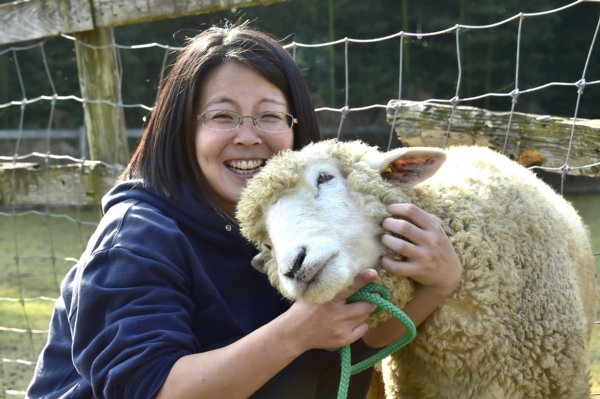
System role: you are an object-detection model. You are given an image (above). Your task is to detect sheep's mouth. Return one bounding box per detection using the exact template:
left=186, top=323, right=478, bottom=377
left=225, top=159, right=266, bottom=175
left=294, top=272, right=321, bottom=298
left=301, top=267, right=323, bottom=289
left=292, top=252, right=339, bottom=297
left=288, top=268, right=320, bottom=296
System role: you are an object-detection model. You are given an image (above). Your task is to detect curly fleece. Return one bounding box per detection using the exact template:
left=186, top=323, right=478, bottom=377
left=236, top=139, right=596, bottom=399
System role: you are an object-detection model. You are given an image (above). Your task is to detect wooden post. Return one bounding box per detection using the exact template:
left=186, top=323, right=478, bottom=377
left=74, top=27, right=129, bottom=165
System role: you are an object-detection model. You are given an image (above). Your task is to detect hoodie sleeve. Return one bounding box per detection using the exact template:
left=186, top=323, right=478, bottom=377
left=69, top=201, right=201, bottom=398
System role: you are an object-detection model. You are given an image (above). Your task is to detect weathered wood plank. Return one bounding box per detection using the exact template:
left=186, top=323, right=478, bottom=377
left=91, top=0, right=285, bottom=27
left=0, top=0, right=93, bottom=45
left=74, top=27, right=129, bottom=165
left=0, top=0, right=288, bottom=45
left=386, top=100, right=600, bottom=177
left=0, top=161, right=122, bottom=206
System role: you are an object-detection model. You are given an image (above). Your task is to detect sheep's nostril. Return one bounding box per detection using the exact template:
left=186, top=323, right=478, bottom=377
left=284, top=247, right=306, bottom=279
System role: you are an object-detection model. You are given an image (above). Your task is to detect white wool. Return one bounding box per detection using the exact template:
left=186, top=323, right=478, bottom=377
left=236, top=139, right=596, bottom=398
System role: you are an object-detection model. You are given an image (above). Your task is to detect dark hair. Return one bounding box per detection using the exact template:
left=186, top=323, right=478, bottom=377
left=122, top=24, right=321, bottom=200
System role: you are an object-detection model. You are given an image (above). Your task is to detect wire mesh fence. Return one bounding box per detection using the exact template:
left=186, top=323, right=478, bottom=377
left=1, top=0, right=599, bottom=396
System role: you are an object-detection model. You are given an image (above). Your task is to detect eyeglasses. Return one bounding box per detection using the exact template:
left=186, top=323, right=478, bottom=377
left=196, top=110, right=298, bottom=133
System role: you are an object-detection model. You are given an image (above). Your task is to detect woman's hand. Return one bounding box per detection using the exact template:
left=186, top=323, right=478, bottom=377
left=284, top=269, right=378, bottom=352
left=362, top=203, right=462, bottom=348
left=380, top=203, right=462, bottom=298
left=159, top=270, right=378, bottom=399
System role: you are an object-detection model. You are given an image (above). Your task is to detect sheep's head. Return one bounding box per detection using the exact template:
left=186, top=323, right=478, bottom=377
left=236, top=139, right=445, bottom=303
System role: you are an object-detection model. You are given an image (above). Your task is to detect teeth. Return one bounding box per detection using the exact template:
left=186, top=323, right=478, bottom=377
left=228, top=159, right=264, bottom=171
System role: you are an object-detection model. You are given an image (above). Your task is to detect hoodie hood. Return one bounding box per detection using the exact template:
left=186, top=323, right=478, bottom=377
left=101, top=179, right=236, bottom=242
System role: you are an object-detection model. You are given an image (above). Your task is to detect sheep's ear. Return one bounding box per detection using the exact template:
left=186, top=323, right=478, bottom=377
left=251, top=244, right=272, bottom=274
left=365, top=147, right=446, bottom=185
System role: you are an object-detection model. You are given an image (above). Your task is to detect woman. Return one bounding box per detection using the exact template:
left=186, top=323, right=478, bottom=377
left=27, top=24, right=461, bottom=398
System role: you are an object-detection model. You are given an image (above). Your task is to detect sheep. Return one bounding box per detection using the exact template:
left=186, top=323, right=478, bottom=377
left=236, top=139, right=597, bottom=399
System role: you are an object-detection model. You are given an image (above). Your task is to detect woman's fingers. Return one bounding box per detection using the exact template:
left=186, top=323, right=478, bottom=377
left=382, top=203, right=447, bottom=258
left=382, top=217, right=421, bottom=243
left=336, top=268, right=378, bottom=301
left=297, top=269, right=377, bottom=348
left=386, top=203, right=442, bottom=230
left=380, top=203, right=462, bottom=296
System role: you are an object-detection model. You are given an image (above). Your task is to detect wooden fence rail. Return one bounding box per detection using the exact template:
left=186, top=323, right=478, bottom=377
left=387, top=100, right=600, bottom=178
left=0, top=0, right=286, bottom=45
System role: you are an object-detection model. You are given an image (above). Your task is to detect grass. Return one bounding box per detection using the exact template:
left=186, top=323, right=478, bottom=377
left=0, top=195, right=598, bottom=394
left=0, top=207, right=100, bottom=393
left=570, top=195, right=600, bottom=393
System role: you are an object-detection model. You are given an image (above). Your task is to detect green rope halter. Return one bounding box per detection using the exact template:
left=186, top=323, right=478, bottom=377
left=336, top=282, right=417, bottom=399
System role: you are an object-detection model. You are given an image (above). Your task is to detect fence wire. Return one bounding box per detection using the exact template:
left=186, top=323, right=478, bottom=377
left=0, top=0, right=599, bottom=397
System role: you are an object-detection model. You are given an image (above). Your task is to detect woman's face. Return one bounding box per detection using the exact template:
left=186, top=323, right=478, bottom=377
left=195, top=62, right=294, bottom=215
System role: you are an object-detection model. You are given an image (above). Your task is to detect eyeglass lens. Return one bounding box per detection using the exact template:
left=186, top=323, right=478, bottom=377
left=200, top=110, right=294, bottom=132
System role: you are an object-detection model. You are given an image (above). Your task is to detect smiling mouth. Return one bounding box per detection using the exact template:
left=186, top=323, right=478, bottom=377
left=226, top=159, right=265, bottom=175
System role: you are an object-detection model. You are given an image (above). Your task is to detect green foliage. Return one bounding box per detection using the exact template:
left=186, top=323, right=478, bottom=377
left=1, top=0, right=597, bottom=134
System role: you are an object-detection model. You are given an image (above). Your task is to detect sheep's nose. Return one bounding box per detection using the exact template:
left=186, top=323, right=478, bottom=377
left=284, top=247, right=306, bottom=279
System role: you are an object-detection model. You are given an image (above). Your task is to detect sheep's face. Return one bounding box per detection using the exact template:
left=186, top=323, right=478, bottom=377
left=237, top=139, right=446, bottom=303
left=262, top=160, right=386, bottom=302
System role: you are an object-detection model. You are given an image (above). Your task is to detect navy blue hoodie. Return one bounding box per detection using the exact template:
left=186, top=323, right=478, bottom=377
left=26, top=180, right=373, bottom=398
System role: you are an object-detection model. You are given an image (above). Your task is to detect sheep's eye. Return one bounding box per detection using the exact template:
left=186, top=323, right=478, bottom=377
left=317, top=172, right=334, bottom=186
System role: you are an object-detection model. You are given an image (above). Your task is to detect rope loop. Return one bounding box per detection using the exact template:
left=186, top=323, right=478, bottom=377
left=336, top=283, right=417, bottom=399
